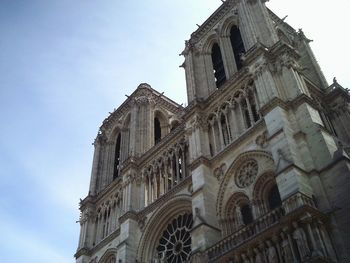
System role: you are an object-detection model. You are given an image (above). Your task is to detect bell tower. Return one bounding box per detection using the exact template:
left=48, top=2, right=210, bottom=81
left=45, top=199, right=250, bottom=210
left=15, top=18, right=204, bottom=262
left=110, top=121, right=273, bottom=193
left=182, top=0, right=280, bottom=104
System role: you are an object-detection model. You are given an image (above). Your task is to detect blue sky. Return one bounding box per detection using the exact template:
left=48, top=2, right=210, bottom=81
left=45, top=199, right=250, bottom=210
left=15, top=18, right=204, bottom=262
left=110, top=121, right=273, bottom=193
left=0, top=1, right=349, bottom=262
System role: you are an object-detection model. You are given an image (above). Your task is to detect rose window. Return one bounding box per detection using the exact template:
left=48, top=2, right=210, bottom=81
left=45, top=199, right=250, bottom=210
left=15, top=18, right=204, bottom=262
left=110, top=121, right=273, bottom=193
left=235, top=159, right=258, bottom=188
left=156, top=213, right=193, bottom=262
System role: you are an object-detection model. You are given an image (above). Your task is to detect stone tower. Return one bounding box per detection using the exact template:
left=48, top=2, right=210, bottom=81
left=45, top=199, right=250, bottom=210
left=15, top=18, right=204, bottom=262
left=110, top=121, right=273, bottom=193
left=75, top=1, right=350, bottom=262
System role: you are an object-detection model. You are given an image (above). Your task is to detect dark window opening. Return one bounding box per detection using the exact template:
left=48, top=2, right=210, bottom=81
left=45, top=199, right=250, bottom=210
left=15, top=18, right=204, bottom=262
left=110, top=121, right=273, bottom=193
left=178, top=153, right=182, bottom=180
left=211, top=43, right=226, bottom=88
left=113, top=133, right=121, bottom=179
left=241, top=204, right=253, bottom=225
left=244, top=108, right=251, bottom=128
left=268, top=184, right=282, bottom=210
left=252, top=104, right=260, bottom=122
left=230, top=26, right=245, bottom=70
left=172, top=156, right=177, bottom=185
left=154, top=117, right=161, bottom=144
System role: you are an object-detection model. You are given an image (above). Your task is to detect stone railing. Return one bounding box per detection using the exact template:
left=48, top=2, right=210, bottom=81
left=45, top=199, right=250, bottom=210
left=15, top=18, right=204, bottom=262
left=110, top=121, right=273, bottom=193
left=282, top=192, right=315, bottom=214
left=201, top=192, right=337, bottom=263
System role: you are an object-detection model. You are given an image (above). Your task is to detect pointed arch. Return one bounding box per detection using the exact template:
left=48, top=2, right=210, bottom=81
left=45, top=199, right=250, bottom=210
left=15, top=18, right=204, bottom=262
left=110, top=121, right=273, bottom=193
left=154, top=109, right=168, bottom=145
left=216, top=150, right=275, bottom=219
left=98, top=248, right=117, bottom=263
left=136, top=194, right=192, bottom=262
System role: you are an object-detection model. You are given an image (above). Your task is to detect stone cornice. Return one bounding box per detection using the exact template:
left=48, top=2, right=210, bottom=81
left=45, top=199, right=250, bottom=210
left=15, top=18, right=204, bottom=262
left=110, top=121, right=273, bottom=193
left=190, top=0, right=236, bottom=43
left=90, top=177, right=123, bottom=206
left=90, top=228, right=121, bottom=255
left=138, top=124, right=186, bottom=167
left=97, top=83, right=184, bottom=138
left=74, top=247, right=90, bottom=259
left=119, top=210, right=138, bottom=224
left=118, top=176, right=192, bottom=223
left=259, top=97, right=288, bottom=116
left=267, top=8, right=296, bottom=35
left=212, top=119, right=265, bottom=162
left=79, top=194, right=96, bottom=210
left=189, top=156, right=211, bottom=171
left=74, top=228, right=121, bottom=259
left=191, top=221, right=221, bottom=233
left=138, top=176, right=192, bottom=218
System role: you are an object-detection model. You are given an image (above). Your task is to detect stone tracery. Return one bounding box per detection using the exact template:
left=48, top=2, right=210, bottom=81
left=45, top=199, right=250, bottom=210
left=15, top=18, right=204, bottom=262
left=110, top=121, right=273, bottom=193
left=207, top=81, right=260, bottom=156
left=235, top=159, right=258, bottom=188
left=156, top=213, right=193, bottom=262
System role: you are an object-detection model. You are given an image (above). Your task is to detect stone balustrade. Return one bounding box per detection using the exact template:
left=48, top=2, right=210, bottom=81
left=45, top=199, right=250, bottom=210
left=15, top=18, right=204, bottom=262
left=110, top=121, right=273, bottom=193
left=202, top=192, right=337, bottom=263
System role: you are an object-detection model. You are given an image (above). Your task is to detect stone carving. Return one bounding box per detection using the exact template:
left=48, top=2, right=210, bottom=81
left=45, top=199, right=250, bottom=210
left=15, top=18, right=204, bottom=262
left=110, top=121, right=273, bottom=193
left=235, top=159, right=258, bottom=188
left=214, top=163, right=227, bottom=181
left=292, top=221, right=311, bottom=260
left=266, top=240, right=278, bottom=263
left=256, top=131, right=268, bottom=148
left=235, top=205, right=244, bottom=226
left=138, top=216, right=147, bottom=232
left=280, top=232, right=293, bottom=263
left=241, top=253, right=250, bottom=263
left=253, top=247, right=264, bottom=263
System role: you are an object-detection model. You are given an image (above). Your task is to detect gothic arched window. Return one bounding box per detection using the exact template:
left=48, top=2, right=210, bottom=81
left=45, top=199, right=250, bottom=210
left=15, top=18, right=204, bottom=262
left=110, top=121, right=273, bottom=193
left=154, top=117, right=162, bottom=144
left=156, top=213, right=193, bottom=262
left=211, top=43, right=226, bottom=88
left=230, top=26, right=245, bottom=70
left=113, top=133, right=121, bottom=179
left=104, top=255, right=116, bottom=263
left=268, top=184, right=282, bottom=210
left=241, top=204, right=253, bottom=225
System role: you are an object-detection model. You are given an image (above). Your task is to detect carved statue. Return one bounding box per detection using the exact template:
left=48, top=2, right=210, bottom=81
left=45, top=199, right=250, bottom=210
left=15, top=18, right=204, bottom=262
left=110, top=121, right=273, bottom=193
left=235, top=205, right=243, bottom=226
left=254, top=247, right=264, bottom=263
left=280, top=232, right=293, bottom=262
left=292, top=221, right=311, bottom=260
left=266, top=240, right=279, bottom=263
left=241, top=253, right=250, bottom=263
left=194, top=207, right=206, bottom=224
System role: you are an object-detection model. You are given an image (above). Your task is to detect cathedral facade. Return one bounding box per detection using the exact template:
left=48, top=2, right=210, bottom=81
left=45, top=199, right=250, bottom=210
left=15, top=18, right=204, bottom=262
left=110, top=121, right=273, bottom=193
left=75, top=1, right=350, bottom=262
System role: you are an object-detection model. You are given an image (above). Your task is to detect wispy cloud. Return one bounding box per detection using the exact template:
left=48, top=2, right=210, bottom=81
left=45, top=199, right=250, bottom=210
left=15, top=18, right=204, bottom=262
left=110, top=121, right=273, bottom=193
left=0, top=209, right=72, bottom=263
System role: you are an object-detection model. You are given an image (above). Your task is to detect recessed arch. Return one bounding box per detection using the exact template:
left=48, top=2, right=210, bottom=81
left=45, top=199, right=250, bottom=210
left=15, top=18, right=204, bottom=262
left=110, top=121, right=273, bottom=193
left=98, top=248, right=117, bottom=263
left=220, top=14, right=240, bottom=37
left=216, top=150, right=275, bottom=219
left=136, top=194, right=192, bottom=262
left=154, top=109, right=168, bottom=144
left=252, top=171, right=282, bottom=214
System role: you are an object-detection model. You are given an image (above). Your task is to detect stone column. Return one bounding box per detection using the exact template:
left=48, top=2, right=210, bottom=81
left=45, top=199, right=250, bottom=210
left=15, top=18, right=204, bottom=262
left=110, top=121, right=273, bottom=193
left=191, top=164, right=221, bottom=252
left=209, top=119, right=218, bottom=154
left=223, top=107, right=232, bottom=142
left=229, top=104, right=239, bottom=139
left=175, top=151, right=180, bottom=184
left=202, top=52, right=217, bottom=94
left=244, top=95, right=254, bottom=126
left=183, top=48, right=196, bottom=102
left=217, top=116, right=225, bottom=148
left=237, top=0, right=258, bottom=49
left=89, top=139, right=101, bottom=195
left=244, top=0, right=278, bottom=47
left=181, top=147, right=186, bottom=179
left=129, top=101, right=138, bottom=156
left=218, top=34, right=237, bottom=78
